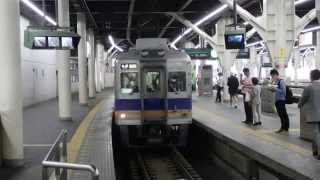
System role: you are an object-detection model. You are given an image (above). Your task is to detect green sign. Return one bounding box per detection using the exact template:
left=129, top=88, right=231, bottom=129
left=184, top=48, right=215, bottom=60
left=24, top=26, right=81, bottom=50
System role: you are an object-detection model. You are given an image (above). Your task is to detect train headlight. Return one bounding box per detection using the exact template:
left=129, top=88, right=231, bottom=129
left=120, top=113, right=127, bottom=119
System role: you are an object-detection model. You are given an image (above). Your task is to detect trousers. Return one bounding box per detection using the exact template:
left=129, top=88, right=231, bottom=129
left=312, top=123, right=320, bottom=155
left=243, top=94, right=253, bottom=123
left=252, top=103, right=261, bottom=123
left=275, top=100, right=290, bottom=130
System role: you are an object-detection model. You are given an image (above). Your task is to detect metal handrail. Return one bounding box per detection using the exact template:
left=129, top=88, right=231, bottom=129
left=42, top=129, right=100, bottom=180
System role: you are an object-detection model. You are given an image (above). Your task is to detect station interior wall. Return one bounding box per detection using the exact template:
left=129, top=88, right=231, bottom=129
left=20, top=16, right=79, bottom=107
left=194, top=55, right=316, bottom=85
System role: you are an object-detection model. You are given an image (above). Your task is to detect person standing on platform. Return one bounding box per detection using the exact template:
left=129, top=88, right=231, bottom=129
left=216, top=72, right=223, bottom=103
left=298, top=69, right=320, bottom=159
left=227, top=74, right=240, bottom=108
left=251, top=77, right=262, bottom=126
left=270, top=69, right=290, bottom=133
left=240, top=68, right=253, bottom=124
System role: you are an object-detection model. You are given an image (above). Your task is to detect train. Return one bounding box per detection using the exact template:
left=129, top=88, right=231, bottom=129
left=113, top=38, right=192, bottom=146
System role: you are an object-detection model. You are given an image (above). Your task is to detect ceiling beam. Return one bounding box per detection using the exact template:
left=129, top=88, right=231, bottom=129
left=126, top=0, right=135, bottom=46
left=158, top=0, right=193, bottom=38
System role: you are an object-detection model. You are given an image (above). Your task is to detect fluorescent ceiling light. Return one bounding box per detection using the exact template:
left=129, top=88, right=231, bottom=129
left=170, top=4, right=228, bottom=47
left=44, top=16, right=57, bottom=26
left=108, top=35, right=124, bottom=52
left=246, top=40, right=264, bottom=47
left=21, top=0, right=57, bottom=26
left=294, top=0, right=312, bottom=5
left=302, top=25, right=320, bottom=33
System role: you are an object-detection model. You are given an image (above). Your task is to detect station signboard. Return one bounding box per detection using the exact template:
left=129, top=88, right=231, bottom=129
left=184, top=48, right=216, bottom=60
left=24, top=26, right=81, bottom=50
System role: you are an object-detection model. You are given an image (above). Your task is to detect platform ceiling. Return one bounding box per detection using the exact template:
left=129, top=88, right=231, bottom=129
left=23, top=0, right=315, bottom=47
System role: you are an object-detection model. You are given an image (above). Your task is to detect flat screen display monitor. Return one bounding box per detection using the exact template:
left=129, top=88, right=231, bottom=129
left=61, top=37, right=74, bottom=49
left=225, top=34, right=245, bottom=49
left=48, top=37, right=60, bottom=48
left=33, top=37, right=47, bottom=48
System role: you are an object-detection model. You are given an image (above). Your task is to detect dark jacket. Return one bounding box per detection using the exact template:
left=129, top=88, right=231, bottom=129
left=227, top=75, right=239, bottom=94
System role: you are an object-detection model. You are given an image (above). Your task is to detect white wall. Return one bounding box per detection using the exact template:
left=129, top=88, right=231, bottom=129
left=20, top=16, right=78, bottom=107
left=105, top=72, right=114, bottom=88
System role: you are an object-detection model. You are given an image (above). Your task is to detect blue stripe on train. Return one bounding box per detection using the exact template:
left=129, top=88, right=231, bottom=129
left=115, top=98, right=192, bottom=111
left=115, top=99, right=141, bottom=110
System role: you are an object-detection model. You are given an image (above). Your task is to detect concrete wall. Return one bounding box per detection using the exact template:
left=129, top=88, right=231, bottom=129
left=20, top=16, right=78, bottom=107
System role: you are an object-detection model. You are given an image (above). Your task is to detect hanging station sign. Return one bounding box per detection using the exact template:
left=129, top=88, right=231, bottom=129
left=184, top=48, right=216, bottom=60
left=24, top=26, right=81, bottom=50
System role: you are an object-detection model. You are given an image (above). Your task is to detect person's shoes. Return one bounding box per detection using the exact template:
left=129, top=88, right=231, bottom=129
left=242, top=120, right=250, bottom=124
left=314, top=155, right=320, bottom=160
left=234, top=105, right=238, bottom=109
left=253, top=122, right=259, bottom=126
left=275, top=129, right=284, bottom=133
left=257, top=122, right=262, bottom=126
left=313, top=150, right=318, bottom=156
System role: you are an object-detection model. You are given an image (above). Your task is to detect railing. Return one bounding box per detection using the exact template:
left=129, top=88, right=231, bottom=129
left=42, top=129, right=100, bottom=180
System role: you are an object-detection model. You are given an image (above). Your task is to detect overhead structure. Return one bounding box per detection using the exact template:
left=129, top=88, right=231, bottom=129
left=126, top=0, right=136, bottom=46
left=168, top=13, right=218, bottom=49
left=158, top=0, right=193, bottom=38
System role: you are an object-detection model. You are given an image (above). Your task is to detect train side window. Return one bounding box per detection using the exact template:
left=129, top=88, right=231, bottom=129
left=145, top=71, right=160, bottom=93
left=168, top=72, right=186, bottom=92
left=120, top=72, right=139, bottom=94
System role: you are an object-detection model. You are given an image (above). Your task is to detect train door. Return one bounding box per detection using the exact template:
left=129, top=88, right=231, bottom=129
left=141, top=67, right=167, bottom=123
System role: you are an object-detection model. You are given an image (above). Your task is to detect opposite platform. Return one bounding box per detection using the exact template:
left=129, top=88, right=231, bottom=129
left=192, top=95, right=320, bottom=180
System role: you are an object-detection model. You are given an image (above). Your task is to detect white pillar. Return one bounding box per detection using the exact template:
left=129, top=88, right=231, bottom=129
left=0, top=0, right=24, bottom=166
left=264, top=0, right=295, bottom=77
left=57, top=0, right=72, bottom=120
left=88, top=29, right=96, bottom=98
left=317, top=31, right=320, bottom=69
left=249, top=47, right=258, bottom=75
left=101, top=52, right=106, bottom=89
left=77, top=13, right=88, bottom=105
left=96, top=42, right=104, bottom=92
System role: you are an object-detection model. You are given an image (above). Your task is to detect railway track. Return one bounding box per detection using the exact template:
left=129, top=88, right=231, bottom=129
left=129, top=147, right=202, bottom=180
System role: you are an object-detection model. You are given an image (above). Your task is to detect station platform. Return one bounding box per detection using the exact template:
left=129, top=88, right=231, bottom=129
left=192, top=94, right=320, bottom=180
left=0, top=90, right=113, bottom=180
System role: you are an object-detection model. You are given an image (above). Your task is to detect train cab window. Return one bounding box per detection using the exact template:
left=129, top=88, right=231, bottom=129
left=168, top=72, right=186, bottom=92
left=120, top=72, right=139, bottom=94
left=145, top=71, right=161, bottom=93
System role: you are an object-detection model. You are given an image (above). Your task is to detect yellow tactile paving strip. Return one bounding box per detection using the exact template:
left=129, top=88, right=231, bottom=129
left=67, top=99, right=105, bottom=163
left=193, top=106, right=311, bottom=157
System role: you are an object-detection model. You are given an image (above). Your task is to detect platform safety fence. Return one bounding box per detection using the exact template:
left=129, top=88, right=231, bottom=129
left=42, top=129, right=100, bottom=180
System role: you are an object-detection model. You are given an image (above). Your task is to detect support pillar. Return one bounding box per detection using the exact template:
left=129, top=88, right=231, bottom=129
left=249, top=47, right=258, bottom=75
left=215, top=17, right=236, bottom=101
left=316, top=31, right=320, bottom=69
left=57, top=0, right=72, bottom=120
left=95, top=42, right=104, bottom=93
left=293, top=49, right=300, bottom=83
left=88, top=29, right=96, bottom=98
left=264, top=0, right=295, bottom=77
left=77, top=13, right=88, bottom=105
left=0, top=0, right=24, bottom=166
